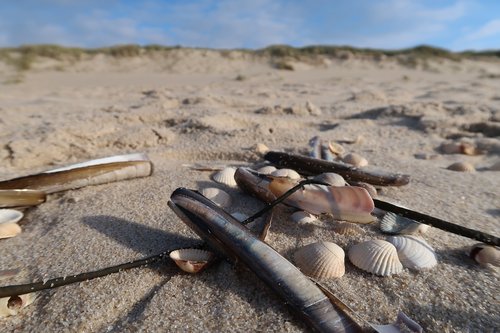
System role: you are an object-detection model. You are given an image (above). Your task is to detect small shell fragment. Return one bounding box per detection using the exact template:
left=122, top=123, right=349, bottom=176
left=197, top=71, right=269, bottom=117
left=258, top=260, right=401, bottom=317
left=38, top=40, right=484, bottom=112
left=333, top=222, right=365, bottom=236
left=342, top=153, right=368, bottom=168
left=294, top=241, right=345, bottom=279
left=169, top=249, right=215, bottom=273
left=290, top=211, right=317, bottom=224
left=257, top=165, right=277, bottom=175
left=388, top=235, right=437, bottom=270
left=270, top=168, right=301, bottom=180
left=440, top=141, right=479, bottom=155
left=253, top=143, right=270, bottom=155
left=212, top=167, right=237, bottom=187
left=348, top=239, right=403, bottom=276
left=380, top=212, right=429, bottom=235
left=469, top=243, right=500, bottom=267
left=446, top=162, right=475, bottom=172
left=0, top=293, right=36, bottom=317
left=313, top=173, right=347, bottom=187
left=200, top=188, right=231, bottom=208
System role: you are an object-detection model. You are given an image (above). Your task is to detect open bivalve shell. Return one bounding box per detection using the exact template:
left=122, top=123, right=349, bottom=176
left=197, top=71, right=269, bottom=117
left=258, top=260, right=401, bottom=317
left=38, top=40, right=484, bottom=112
left=0, top=293, right=36, bottom=317
left=294, top=241, right=345, bottom=279
left=169, top=249, right=215, bottom=273
left=312, top=173, right=347, bottom=187
left=0, top=209, right=23, bottom=239
left=212, top=167, right=237, bottom=187
left=200, top=187, right=231, bottom=208
left=270, top=168, right=301, bottom=180
left=388, top=235, right=437, bottom=270
left=348, top=239, right=403, bottom=276
left=469, top=243, right=500, bottom=267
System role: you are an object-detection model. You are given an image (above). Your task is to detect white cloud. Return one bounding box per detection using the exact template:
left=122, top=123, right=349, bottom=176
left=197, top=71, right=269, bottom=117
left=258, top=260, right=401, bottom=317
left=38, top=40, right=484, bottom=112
left=463, top=19, right=500, bottom=40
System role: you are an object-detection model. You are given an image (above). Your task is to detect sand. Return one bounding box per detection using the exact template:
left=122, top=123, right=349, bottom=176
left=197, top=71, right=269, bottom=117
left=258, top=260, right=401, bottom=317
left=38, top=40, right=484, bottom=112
left=0, top=49, right=499, bottom=332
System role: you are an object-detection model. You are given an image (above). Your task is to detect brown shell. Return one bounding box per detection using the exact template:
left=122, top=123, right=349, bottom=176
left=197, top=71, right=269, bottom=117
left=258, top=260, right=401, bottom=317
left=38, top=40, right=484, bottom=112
left=447, top=162, right=475, bottom=172
left=469, top=243, right=500, bottom=267
left=294, top=241, right=345, bottom=279
left=169, top=249, right=215, bottom=273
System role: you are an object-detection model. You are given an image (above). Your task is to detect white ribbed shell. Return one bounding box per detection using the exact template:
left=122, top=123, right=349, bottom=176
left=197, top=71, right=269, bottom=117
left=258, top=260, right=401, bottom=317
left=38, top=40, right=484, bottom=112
left=388, top=235, right=437, bottom=270
left=212, top=167, right=237, bottom=187
left=200, top=187, right=231, bottom=207
left=294, top=241, right=345, bottom=279
left=348, top=239, right=403, bottom=276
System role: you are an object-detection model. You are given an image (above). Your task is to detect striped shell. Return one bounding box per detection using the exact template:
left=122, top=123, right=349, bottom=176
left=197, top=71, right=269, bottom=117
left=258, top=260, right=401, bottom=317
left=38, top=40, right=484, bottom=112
left=313, top=173, right=347, bottom=187
left=447, top=162, right=475, bottom=172
left=388, top=235, right=437, bottom=270
left=294, top=241, right=345, bottom=279
left=257, top=165, right=277, bottom=175
left=469, top=243, right=500, bottom=267
left=169, top=249, right=215, bottom=273
left=290, top=211, right=317, bottom=224
left=380, top=212, right=430, bottom=235
left=342, top=153, right=368, bottom=167
left=212, top=167, right=237, bottom=187
left=271, top=168, right=301, bottom=180
left=333, top=222, right=365, bottom=236
left=200, top=187, right=231, bottom=207
left=348, top=239, right=403, bottom=276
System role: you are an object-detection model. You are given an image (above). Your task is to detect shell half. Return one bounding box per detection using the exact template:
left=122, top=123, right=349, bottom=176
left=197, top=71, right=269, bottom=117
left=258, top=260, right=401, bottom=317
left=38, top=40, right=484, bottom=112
left=0, top=209, right=23, bottom=239
left=469, top=243, right=500, bottom=267
left=257, top=165, right=277, bottom=175
left=294, top=241, right=345, bottom=279
left=200, top=187, right=231, bottom=208
left=270, top=168, right=301, bottom=180
left=169, top=249, right=215, bottom=273
left=0, top=293, right=36, bottom=317
left=342, top=153, right=368, bottom=167
left=212, top=167, right=237, bottom=187
left=388, top=235, right=437, bottom=270
left=290, top=211, right=317, bottom=224
left=313, top=173, right=347, bottom=187
left=380, top=212, right=429, bottom=235
left=447, top=162, right=475, bottom=172
left=348, top=239, right=403, bottom=276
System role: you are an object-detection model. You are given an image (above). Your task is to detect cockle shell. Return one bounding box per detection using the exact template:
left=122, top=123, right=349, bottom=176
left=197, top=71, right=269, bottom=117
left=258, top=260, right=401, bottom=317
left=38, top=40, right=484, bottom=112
left=200, top=187, right=231, bottom=207
left=388, top=235, right=437, bottom=270
left=380, top=212, right=430, bottom=235
left=313, top=173, right=347, bottom=187
left=348, top=239, right=403, bottom=276
left=0, top=293, right=36, bottom=317
left=446, top=162, right=475, bottom=172
left=212, top=167, right=237, bottom=187
left=333, top=222, right=365, bottom=236
left=257, top=165, right=277, bottom=175
left=169, top=249, right=215, bottom=273
left=294, top=241, right=345, bottom=279
left=469, top=243, right=500, bottom=267
left=290, top=211, right=317, bottom=224
left=342, top=153, right=368, bottom=167
left=0, top=209, right=23, bottom=239
left=270, top=168, right=301, bottom=180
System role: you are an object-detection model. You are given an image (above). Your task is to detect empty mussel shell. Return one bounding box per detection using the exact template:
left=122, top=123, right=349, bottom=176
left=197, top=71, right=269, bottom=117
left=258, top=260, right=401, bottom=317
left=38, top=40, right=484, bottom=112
left=200, top=187, right=231, bottom=208
left=469, top=243, right=500, bottom=267
left=380, top=212, right=429, bottom=235
left=294, top=241, right=345, bottom=279
left=0, top=293, right=36, bottom=317
left=169, top=249, right=215, bottom=273
left=388, top=235, right=437, bottom=270
left=212, top=167, right=237, bottom=187
left=348, top=239, right=403, bottom=276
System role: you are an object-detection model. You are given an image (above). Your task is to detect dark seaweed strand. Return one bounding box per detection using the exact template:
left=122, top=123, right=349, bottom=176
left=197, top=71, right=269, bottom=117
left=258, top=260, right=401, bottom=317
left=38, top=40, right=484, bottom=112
left=242, top=178, right=329, bottom=225
left=374, top=199, right=500, bottom=246
left=0, top=251, right=173, bottom=298
left=264, top=151, right=410, bottom=186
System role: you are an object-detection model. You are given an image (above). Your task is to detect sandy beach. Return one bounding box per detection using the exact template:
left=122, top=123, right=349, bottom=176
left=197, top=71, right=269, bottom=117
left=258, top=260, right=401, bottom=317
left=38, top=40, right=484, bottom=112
left=0, top=48, right=499, bottom=332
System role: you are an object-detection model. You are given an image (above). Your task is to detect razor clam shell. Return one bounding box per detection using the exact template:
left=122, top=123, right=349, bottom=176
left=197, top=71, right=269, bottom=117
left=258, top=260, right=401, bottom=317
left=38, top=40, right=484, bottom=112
left=169, top=249, right=215, bottom=273
left=270, top=168, right=301, bottom=180
left=290, top=211, right=317, bottom=224
left=200, top=187, right=231, bottom=208
left=388, top=235, right=437, bottom=270
left=0, top=209, right=24, bottom=224
left=313, top=173, right=347, bottom=187
left=0, top=293, right=36, bottom=317
left=0, top=189, right=46, bottom=208
left=380, top=212, right=429, bottom=235
left=469, top=243, right=500, bottom=267
left=294, top=241, right=345, bottom=279
left=348, top=239, right=403, bottom=276
left=0, top=160, right=152, bottom=194
left=256, top=165, right=277, bottom=175
left=212, top=167, right=238, bottom=187
left=47, top=153, right=149, bottom=172
left=309, top=136, right=322, bottom=159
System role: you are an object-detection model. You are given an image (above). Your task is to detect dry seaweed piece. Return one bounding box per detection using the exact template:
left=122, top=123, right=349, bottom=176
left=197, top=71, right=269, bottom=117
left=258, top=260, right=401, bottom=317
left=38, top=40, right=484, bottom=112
left=264, top=151, right=410, bottom=186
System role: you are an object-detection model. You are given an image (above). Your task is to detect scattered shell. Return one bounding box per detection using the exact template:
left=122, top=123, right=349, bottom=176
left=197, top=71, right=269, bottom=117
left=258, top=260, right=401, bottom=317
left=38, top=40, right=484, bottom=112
left=294, top=241, right=345, bottom=279
left=440, top=141, right=479, bottom=155
left=447, top=162, right=475, bottom=172
left=212, top=167, right=237, bottom=187
left=0, top=293, right=36, bottom=317
left=388, top=235, right=437, bottom=270
left=200, top=187, right=231, bottom=207
left=231, top=212, right=249, bottom=222
left=290, top=211, right=317, bottom=224
left=348, top=239, right=403, bottom=276
left=271, top=168, right=301, bottom=180
left=328, top=141, right=345, bottom=156
left=257, top=165, right=277, bottom=175
left=488, top=161, right=500, bottom=171
left=253, top=143, right=270, bottom=155
left=0, top=222, right=22, bottom=239
left=380, top=212, right=430, bottom=235
left=342, top=153, right=368, bottom=168
left=0, top=209, right=24, bottom=224
left=313, top=173, right=347, bottom=187
left=469, top=243, right=500, bottom=267
left=169, top=249, right=215, bottom=273
left=333, top=222, right=365, bottom=236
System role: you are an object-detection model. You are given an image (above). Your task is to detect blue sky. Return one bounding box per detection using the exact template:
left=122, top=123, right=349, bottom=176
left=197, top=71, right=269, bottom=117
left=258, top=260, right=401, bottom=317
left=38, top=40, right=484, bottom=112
left=1, top=0, right=499, bottom=51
